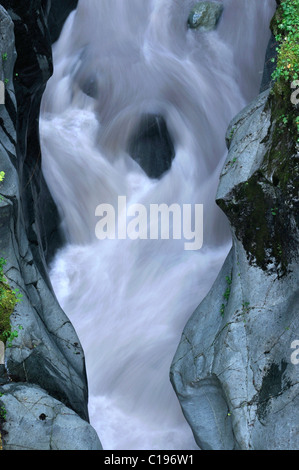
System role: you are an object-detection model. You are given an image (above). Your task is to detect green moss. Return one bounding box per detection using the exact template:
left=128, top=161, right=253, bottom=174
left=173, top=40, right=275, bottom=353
left=0, top=173, right=23, bottom=345
left=216, top=3, right=298, bottom=288
left=218, top=85, right=298, bottom=276
left=264, top=93, right=298, bottom=185
left=270, top=0, right=299, bottom=144
left=0, top=286, right=17, bottom=345
left=218, top=1, right=298, bottom=275
left=271, top=0, right=299, bottom=87
left=0, top=258, right=19, bottom=345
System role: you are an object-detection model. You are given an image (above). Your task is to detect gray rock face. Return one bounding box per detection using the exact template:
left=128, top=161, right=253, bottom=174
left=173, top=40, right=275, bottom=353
left=187, top=1, right=223, bottom=31
left=170, top=90, right=299, bottom=450
left=3, top=0, right=65, bottom=272
left=0, top=383, right=102, bottom=450
left=0, top=0, right=87, bottom=420
left=0, top=3, right=102, bottom=450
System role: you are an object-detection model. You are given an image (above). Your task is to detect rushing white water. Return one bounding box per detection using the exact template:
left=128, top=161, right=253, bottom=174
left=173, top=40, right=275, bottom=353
left=40, top=0, right=276, bottom=450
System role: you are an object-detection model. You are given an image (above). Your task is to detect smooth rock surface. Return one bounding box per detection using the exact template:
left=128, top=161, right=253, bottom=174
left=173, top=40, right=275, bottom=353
left=0, top=383, right=102, bottom=450
left=171, top=91, right=299, bottom=450
left=0, top=1, right=89, bottom=423
left=0, top=2, right=102, bottom=449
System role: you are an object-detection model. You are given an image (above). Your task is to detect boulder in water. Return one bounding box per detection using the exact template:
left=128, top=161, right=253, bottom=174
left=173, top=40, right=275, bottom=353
left=127, top=114, right=175, bottom=179
left=188, top=1, right=224, bottom=31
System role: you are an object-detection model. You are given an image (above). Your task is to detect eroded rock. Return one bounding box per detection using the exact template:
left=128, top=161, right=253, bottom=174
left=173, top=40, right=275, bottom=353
left=170, top=91, right=299, bottom=450
left=0, top=1, right=102, bottom=450
left=0, top=383, right=102, bottom=450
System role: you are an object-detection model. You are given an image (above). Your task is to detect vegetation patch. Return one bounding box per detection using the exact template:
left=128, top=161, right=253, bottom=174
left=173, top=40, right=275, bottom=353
left=271, top=0, right=299, bottom=142
left=220, top=275, right=232, bottom=317
left=217, top=2, right=299, bottom=276
left=0, top=172, right=22, bottom=346
left=0, top=258, right=16, bottom=344
left=0, top=257, right=22, bottom=346
left=271, top=0, right=299, bottom=89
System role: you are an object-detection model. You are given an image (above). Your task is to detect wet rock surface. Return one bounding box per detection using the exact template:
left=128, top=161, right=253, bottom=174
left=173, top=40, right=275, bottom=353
left=0, top=1, right=101, bottom=450
left=187, top=1, right=224, bottom=31
left=171, top=90, right=299, bottom=450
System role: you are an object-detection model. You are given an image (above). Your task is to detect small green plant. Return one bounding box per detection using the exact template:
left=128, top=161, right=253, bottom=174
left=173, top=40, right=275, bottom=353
left=220, top=303, right=225, bottom=317
left=0, top=405, right=6, bottom=421
left=280, top=113, right=289, bottom=126
left=228, top=126, right=236, bottom=141
left=2, top=53, right=7, bottom=62
left=223, top=287, right=231, bottom=301
left=242, top=301, right=250, bottom=314
left=240, top=301, right=251, bottom=323
left=0, top=257, right=6, bottom=286
left=11, top=288, right=23, bottom=303
left=270, top=0, right=299, bottom=144
left=0, top=256, right=23, bottom=345
left=271, top=207, right=278, bottom=216
left=2, top=325, right=23, bottom=348
left=223, top=276, right=232, bottom=300
left=220, top=275, right=232, bottom=316
left=0, top=171, right=5, bottom=202
left=271, top=0, right=299, bottom=88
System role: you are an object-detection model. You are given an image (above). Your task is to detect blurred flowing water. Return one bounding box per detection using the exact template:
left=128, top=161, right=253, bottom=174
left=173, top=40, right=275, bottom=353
left=40, top=0, right=276, bottom=450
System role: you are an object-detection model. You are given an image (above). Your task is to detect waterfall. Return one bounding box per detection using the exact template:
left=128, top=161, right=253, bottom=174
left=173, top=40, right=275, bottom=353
left=40, top=0, right=276, bottom=450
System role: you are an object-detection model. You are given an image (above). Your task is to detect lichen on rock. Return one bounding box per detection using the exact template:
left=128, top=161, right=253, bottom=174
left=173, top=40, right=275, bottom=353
left=187, top=1, right=224, bottom=31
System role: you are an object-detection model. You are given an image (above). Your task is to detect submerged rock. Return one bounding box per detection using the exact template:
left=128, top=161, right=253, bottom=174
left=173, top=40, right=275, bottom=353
left=127, top=114, right=175, bottom=179
left=188, top=1, right=224, bottom=31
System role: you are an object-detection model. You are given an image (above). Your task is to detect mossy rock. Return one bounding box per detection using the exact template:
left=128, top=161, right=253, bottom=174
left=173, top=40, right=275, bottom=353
left=217, top=91, right=298, bottom=277
left=270, top=0, right=299, bottom=96
left=188, top=1, right=223, bottom=31
left=0, top=282, right=17, bottom=344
